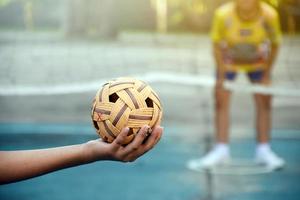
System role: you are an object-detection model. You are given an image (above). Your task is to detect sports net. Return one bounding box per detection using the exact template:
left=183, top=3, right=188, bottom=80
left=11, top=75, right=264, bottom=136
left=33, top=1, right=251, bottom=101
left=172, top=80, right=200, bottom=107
left=0, top=32, right=299, bottom=130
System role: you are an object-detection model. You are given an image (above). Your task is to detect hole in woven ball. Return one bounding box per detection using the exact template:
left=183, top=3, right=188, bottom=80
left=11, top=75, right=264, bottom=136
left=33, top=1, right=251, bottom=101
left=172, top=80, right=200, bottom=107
left=93, top=121, right=99, bottom=130
left=145, top=97, right=153, bottom=108
left=109, top=93, right=119, bottom=103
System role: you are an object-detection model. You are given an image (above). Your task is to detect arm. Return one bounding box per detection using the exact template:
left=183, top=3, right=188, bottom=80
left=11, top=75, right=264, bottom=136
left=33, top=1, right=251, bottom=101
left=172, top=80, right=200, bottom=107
left=262, top=43, right=279, bottom=84
left=262, top=10, right=281, bottom=84
left=213, top=42, right=226, bottom=87
left=0, top=125, right=163, bottom=184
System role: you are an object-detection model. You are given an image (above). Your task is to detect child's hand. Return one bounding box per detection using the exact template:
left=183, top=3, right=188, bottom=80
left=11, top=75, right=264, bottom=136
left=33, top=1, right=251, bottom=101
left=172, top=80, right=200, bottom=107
left=84, top=125, right=163, bottom=162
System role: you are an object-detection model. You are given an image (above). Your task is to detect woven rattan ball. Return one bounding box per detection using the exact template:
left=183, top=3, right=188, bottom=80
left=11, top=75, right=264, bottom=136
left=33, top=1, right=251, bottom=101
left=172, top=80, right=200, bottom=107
left=91, top=77, right=163, bottom=145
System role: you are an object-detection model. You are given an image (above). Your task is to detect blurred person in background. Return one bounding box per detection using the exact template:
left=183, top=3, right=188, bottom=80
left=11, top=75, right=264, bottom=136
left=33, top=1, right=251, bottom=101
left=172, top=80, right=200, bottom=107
left=0, top=125, right=163, bottom=184
left=188, top=0, right=284, bottom=170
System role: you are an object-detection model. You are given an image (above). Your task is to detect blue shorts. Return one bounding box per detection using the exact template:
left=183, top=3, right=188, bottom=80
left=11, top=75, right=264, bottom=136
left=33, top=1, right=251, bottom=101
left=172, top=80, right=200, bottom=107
left=221, top=70, right=264, bottom=82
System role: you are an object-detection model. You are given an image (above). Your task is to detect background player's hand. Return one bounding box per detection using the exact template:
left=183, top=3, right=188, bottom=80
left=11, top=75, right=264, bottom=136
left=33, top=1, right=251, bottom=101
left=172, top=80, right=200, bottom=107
left=260, top=72, right=271, bottom=86
left=84, top=125, right=163, bottom=163
left=215, top=68, right=226, bottom=90
left=216, top=79, right=225, bottom=89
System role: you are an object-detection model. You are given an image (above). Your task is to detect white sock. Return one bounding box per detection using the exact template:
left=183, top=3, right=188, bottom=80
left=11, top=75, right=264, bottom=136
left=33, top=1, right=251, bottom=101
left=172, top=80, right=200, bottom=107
left=256, top=143, right=271, bottom=155
left=214, top=143, right=230, bottom=155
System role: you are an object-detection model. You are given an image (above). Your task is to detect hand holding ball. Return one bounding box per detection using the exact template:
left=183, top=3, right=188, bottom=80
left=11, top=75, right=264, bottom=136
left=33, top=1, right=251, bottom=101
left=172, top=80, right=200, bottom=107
left=91, top=77, right=163, bottom=145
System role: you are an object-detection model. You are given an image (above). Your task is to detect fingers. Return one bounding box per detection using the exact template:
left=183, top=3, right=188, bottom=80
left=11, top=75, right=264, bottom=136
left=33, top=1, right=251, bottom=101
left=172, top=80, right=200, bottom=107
left=124, top=126, right=163, bottom=161
left=122, top=125, right=150, bottom=155
left=215, top=81, right=225, bottom=92
left=142, top=126, right=163, bottom=151
left=112, top=127, right=129, bottom=149
left=109, top=125, right=163, bottom=162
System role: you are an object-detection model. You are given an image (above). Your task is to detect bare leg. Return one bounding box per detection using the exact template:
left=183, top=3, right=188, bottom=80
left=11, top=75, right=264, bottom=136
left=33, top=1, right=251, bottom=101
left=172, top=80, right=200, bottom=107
left=254, top=93, right=272, bottom=143
left=187, top=82, right=232, bottom=169
left=253, top=93, right=285, bottom=169
left=215, top=85, right=232, bottom=143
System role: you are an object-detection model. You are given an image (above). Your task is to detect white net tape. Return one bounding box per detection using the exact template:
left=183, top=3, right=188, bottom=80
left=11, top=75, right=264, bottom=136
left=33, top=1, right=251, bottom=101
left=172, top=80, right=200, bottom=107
left=0, top=72, right=299, bottom=97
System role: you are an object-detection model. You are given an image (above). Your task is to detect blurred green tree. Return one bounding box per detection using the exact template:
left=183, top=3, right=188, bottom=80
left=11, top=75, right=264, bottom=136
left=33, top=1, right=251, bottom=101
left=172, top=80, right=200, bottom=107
left=162, top=0, right=223, bottom=32
left=0, top=0, right=12, bottom=6
left=279, top=0, right=300, bottom=34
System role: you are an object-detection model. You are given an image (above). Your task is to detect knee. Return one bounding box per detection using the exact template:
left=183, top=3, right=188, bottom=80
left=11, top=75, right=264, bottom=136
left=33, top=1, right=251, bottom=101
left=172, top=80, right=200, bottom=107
left=264, top=99, right=272, bottom=111
left=256, top=95, right=272, bottom=111
left=215, top=90, right=229, bottom=111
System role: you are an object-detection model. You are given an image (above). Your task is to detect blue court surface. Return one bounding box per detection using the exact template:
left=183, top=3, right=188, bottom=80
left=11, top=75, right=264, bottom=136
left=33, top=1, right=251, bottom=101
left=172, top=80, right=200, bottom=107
left=0, top=123, right=299, bottom=200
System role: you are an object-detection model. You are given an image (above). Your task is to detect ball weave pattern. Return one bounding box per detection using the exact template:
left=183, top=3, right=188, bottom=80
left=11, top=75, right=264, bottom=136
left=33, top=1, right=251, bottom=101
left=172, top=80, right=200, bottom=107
left=91, top=77, right=163, bottom=144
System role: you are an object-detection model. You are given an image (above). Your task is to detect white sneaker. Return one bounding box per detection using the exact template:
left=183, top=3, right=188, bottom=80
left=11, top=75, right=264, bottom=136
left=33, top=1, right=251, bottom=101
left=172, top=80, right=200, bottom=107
left=255, top=149, right=285, bottom=170
left=187, top=145, right=231, bottom=170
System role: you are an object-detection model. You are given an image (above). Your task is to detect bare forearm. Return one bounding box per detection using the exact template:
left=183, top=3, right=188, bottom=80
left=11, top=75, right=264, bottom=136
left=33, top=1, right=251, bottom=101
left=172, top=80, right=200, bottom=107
left=265, top=44, right=279, bottom=75
left=213, top=43, right=225, bottom=86
left=0, top=144, right=90, bottom=184
left=213, top=43, right=225, bottom=82
left=0, top=125, right=163, bottom=185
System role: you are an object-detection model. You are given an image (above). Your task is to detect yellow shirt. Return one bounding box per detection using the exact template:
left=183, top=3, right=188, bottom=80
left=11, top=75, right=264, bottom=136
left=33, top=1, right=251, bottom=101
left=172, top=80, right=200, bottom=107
left=211, top=1, right=281, bottom=72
